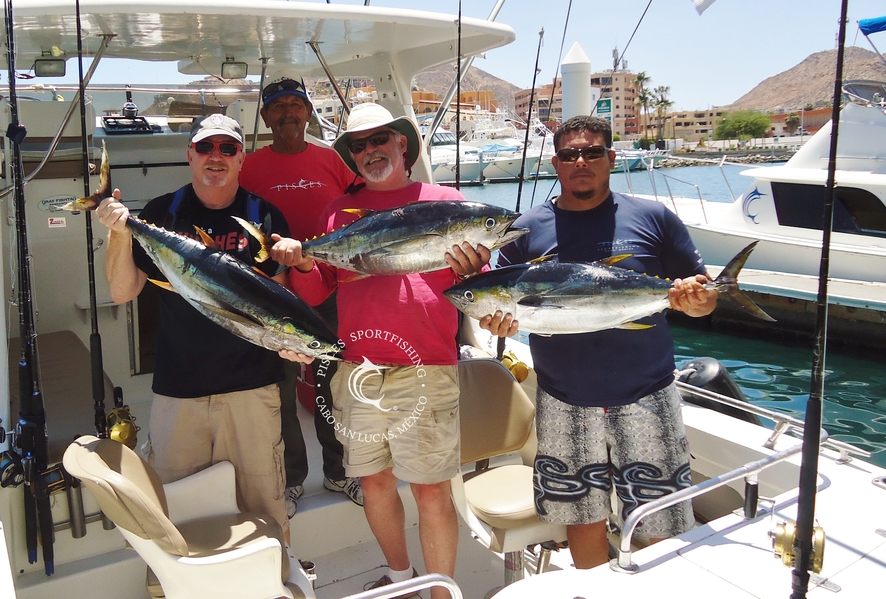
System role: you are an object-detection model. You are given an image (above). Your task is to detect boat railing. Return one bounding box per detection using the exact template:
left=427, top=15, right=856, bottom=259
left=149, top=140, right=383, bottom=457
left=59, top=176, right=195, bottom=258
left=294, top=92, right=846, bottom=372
left=606, top=379, right=874, bottom=573
left=675, top=380, right=870, bottom=460
left=609, top=429, right=824, bottom=574
left=340, top=573, right=463, bottom=599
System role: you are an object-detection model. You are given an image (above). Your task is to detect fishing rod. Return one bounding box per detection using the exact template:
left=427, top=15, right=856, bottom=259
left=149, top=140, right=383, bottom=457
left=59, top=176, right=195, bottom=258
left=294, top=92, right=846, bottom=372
left=4, top=0, right=54, bottom=574
left=790, top=2, right=848, bottom=597
left=74, top=0, right=108, bottom=442
left=515, top=29, right=544, bottom=214
left=454, top=0, right=462, bottom=190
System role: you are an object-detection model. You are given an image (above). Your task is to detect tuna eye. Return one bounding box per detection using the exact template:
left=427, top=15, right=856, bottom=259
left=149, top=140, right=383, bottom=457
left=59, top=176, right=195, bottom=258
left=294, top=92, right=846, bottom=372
left=309, top=340, right=321, bottom=349
left=484, top=217, right=496, bottom=230
left=464, top=290, right=474, bottom=302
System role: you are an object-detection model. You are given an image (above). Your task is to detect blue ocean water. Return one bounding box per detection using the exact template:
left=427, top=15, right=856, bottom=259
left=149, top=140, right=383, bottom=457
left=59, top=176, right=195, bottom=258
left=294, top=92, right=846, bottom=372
left=458, top=168, right=886, bottom=468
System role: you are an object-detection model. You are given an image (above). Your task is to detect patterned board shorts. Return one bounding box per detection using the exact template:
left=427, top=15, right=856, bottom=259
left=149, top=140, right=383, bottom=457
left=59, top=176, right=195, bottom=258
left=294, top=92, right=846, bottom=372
left=533, top=382, right=694, bottom=539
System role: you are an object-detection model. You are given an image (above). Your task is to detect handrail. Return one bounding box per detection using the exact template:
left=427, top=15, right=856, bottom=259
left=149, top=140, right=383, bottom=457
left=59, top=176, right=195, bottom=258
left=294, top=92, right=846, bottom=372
left=341, top=573, right=463, bottom=599
left=676, top=380, right=871, bottom=459
left=610, top=429, right=827, bottom=573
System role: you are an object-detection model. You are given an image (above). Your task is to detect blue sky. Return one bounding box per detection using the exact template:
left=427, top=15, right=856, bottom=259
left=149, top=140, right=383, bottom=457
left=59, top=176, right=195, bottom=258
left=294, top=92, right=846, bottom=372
left=57, top=0, right=886, bottom=111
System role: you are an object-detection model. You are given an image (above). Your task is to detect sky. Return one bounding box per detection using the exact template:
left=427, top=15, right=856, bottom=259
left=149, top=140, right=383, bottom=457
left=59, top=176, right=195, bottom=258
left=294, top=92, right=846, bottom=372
left=48, top=0, right=886, bottom=111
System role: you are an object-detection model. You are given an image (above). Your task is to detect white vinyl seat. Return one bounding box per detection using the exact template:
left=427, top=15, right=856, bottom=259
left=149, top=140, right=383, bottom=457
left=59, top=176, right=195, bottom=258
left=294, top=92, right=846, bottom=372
left=62, top=435, right=306, bottom=599
left=451, top=358, right=567, bottom=589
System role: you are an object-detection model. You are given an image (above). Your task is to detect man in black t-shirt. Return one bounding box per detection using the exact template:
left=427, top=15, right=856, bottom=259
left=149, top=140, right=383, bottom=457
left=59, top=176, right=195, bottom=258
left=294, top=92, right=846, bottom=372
left=96, top=114, right=305, bottom=543
left=482, top=116, right=718, bottom=569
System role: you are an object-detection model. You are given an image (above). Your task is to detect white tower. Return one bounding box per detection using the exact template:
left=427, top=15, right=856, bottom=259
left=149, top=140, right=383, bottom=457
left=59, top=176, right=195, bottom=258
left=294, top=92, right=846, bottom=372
left=561, top=42, right=592, bottom=121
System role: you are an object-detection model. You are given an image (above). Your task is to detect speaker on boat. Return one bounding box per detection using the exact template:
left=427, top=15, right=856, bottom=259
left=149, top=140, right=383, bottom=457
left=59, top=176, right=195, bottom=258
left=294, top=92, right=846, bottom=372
left=676, top=357, right=762, bottom=425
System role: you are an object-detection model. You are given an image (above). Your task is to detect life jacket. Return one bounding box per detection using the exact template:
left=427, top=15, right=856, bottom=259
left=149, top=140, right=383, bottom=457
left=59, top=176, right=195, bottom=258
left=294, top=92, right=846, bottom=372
left=166, top=185, right=261, bottom=228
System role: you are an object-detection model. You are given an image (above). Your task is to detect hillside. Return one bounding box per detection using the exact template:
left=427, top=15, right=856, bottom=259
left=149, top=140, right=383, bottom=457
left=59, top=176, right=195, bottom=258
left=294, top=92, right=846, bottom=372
left=412, top=63, right=522, bottom=110
left=727, top=46, right=886, bottom=112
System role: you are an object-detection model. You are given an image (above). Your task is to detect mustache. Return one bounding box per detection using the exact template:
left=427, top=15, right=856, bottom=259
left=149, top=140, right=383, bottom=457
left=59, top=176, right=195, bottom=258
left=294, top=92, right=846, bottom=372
left=362, top=151, right=388, bottom=167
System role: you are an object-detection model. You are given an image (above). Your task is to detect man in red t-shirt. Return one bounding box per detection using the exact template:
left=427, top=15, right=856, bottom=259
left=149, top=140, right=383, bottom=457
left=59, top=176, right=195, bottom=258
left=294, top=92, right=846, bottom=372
left=240, top=68, right=363, bottom=518
left=274, top=103, right=490, bottom=599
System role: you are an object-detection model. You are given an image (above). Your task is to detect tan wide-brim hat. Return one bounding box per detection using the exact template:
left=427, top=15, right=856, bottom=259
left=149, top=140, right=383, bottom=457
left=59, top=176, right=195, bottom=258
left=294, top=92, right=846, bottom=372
left=333, top=102, right=422, bottom=175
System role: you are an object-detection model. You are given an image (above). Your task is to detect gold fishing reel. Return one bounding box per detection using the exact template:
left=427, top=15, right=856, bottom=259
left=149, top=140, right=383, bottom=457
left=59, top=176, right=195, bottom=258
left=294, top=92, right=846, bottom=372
left=107, top=406, right=140, bottom=449
left=500, top=350, right=529, bottom=383
left=770, top=520, right=826, bottom=574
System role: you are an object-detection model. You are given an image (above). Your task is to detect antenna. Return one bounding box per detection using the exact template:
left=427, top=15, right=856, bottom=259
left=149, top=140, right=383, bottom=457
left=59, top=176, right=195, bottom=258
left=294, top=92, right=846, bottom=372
left=612, top=46, right=619, bottom=70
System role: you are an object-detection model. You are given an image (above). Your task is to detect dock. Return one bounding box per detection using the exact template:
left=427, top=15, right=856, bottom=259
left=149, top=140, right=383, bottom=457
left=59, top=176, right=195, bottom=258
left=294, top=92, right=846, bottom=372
left=692, top=266, right=886, bottom=350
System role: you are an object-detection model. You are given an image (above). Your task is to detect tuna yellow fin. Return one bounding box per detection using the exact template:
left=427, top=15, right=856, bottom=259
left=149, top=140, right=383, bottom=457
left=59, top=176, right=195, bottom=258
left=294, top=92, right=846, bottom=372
left=148, top=279, right=177, bottom=293
left=342, top=208, right=374, bottom=218
left=194, top=227, right=221, bottom=250
left=529, top=254, right=557, bottom=264
left=616, top=321, right=654, bottom=330
left=600, top=253, right=632, bottom=266
left=232, top=216, right=271, bottom=263
left=339, top=272, right=371, bottom=283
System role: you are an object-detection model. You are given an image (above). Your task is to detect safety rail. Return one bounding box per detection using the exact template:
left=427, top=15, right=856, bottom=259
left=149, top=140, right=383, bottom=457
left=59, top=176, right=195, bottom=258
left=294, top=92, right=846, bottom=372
left=675, top=380, right=871, bottom=460
left=341, top=573, right=463, bottom=599
left=610, top=429, right=826, bottom=574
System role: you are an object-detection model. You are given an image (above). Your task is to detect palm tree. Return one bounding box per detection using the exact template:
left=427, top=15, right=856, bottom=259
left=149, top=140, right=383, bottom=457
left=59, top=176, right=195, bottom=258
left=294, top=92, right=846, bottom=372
left=633, top=71, right=651, bottom=142
left=784, top=112, right=801, bottom=135
left=653, top=85, right=672, bottom=141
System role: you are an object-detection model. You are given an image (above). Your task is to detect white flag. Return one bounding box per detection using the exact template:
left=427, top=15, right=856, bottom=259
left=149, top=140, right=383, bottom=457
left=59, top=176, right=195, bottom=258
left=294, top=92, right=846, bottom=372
left=693, top=0, right=717, bottom=15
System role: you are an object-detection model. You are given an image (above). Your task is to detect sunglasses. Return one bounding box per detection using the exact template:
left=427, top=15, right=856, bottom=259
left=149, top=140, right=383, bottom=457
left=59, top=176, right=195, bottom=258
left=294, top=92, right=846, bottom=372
left=555, top=145, right=610, bottom=162
left=262, top=79, right=307, bottom=102
left=191, top=141, right=241, bottom=156
left=347, top=131, right=392, bottom=155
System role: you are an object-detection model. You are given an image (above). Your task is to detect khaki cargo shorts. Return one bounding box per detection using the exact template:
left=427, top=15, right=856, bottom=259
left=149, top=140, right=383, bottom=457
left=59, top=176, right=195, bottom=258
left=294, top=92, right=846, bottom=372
left=329, top=362, right=460, bottom=484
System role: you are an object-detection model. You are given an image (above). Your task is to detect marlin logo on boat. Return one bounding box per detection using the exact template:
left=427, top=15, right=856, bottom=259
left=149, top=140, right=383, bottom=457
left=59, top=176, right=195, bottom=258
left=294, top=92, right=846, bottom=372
left=742, top=187, right=764, bottom=223
left=40, top=195, right=78, bottom=213
left=347, top=357, right=392, bottom=412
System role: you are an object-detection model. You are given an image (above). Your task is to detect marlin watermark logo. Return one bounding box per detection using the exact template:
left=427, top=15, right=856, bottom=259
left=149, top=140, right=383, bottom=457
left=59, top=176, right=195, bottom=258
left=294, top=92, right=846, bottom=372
left=348, top=357, right=392, bottom=412
left=314, top=329, right=430, bottom=444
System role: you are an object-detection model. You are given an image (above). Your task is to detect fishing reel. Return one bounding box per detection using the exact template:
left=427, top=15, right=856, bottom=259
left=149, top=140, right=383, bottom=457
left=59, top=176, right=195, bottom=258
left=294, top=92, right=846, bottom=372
left=500, top=350, right=529, bottom=383
left=770, top=520, right=826, bottom=574
left=107, top=406, right=140, bottom=449
left=0, top=418, right=23, bottom=488
left=0, top=450, right=24, bottom=488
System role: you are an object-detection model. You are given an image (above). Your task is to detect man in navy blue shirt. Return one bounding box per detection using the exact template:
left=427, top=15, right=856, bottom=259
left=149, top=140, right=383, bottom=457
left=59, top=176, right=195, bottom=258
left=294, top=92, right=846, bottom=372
left=482, top=115, right=717, bottom=569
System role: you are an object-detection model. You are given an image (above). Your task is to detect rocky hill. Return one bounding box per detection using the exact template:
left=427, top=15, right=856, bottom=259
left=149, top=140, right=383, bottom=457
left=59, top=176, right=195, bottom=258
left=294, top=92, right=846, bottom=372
left=412, top=63, right=522, bottom=110
left=727, top=46, right=886, bottom=112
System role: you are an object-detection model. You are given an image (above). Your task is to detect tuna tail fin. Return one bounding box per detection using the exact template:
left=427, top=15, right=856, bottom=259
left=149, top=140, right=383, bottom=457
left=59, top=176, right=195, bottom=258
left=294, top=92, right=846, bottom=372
left=231, top=216, right=271, bottom=263
left=713, top=241, right=776, bottom=322
left=59, top=140, right=111, bottom=212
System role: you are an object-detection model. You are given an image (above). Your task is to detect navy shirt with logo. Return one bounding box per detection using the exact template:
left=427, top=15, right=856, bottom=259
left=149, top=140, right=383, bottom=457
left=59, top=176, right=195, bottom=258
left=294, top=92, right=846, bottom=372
left=498, top=193, right=706, bottom=407
left=133, top=185, right=290, bottom=398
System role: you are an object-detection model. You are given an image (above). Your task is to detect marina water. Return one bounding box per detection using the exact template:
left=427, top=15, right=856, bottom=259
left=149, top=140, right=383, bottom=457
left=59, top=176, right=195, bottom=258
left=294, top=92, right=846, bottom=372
left=459, top=166, right=886, bottom=468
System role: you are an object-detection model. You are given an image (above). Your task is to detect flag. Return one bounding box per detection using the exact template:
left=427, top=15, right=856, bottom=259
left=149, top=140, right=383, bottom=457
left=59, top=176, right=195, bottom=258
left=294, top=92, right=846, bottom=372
left=693, top=0, right=717, bottom=15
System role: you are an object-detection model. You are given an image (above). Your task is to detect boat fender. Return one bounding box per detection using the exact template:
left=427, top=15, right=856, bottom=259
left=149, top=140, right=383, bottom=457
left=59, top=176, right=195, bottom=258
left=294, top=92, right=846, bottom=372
left=676, top=357, right=761, bottom=425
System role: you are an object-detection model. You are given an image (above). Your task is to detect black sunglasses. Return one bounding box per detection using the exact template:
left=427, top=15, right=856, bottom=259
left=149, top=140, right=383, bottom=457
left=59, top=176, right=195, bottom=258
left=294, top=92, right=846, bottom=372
left=347, top=131, right=392, bottom=155
left=556, top=145, right=610, bottom=162
left=192, top=141, right=241, bottom=156
left=262, top=79, right=306, bottom=102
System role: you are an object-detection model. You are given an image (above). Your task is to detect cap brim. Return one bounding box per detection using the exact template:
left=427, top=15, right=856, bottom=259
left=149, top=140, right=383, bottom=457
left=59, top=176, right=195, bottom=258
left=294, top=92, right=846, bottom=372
left=263, top=90, right=312, bottom=106
left=191, top=128, right=243, bottom=144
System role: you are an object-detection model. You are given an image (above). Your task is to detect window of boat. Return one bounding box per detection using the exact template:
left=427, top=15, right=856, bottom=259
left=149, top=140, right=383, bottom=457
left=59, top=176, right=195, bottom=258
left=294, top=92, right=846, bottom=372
left=771, top=182, right=886, bottom=237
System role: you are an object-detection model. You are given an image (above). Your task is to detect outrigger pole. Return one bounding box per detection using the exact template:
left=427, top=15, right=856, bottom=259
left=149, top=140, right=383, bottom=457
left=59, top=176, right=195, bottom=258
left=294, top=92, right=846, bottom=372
left=3, top=0, right=54, bottom=574
left=790, top=1, right=848, bottom=597
left=515, top=28, right=544, bottom=214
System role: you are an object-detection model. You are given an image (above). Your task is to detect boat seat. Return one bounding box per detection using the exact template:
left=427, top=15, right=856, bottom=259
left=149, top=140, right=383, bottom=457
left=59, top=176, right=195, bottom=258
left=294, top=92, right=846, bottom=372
left=62, top=435, right=306, bottom=599
left=451, top=358, right=567, bottom=590
left=8, top=331, right=115, bottom=464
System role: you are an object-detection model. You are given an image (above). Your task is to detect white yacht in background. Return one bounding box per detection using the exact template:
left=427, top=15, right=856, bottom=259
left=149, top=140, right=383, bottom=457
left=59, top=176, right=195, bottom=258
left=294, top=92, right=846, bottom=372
left=661, top=81, right=886, bottom=283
